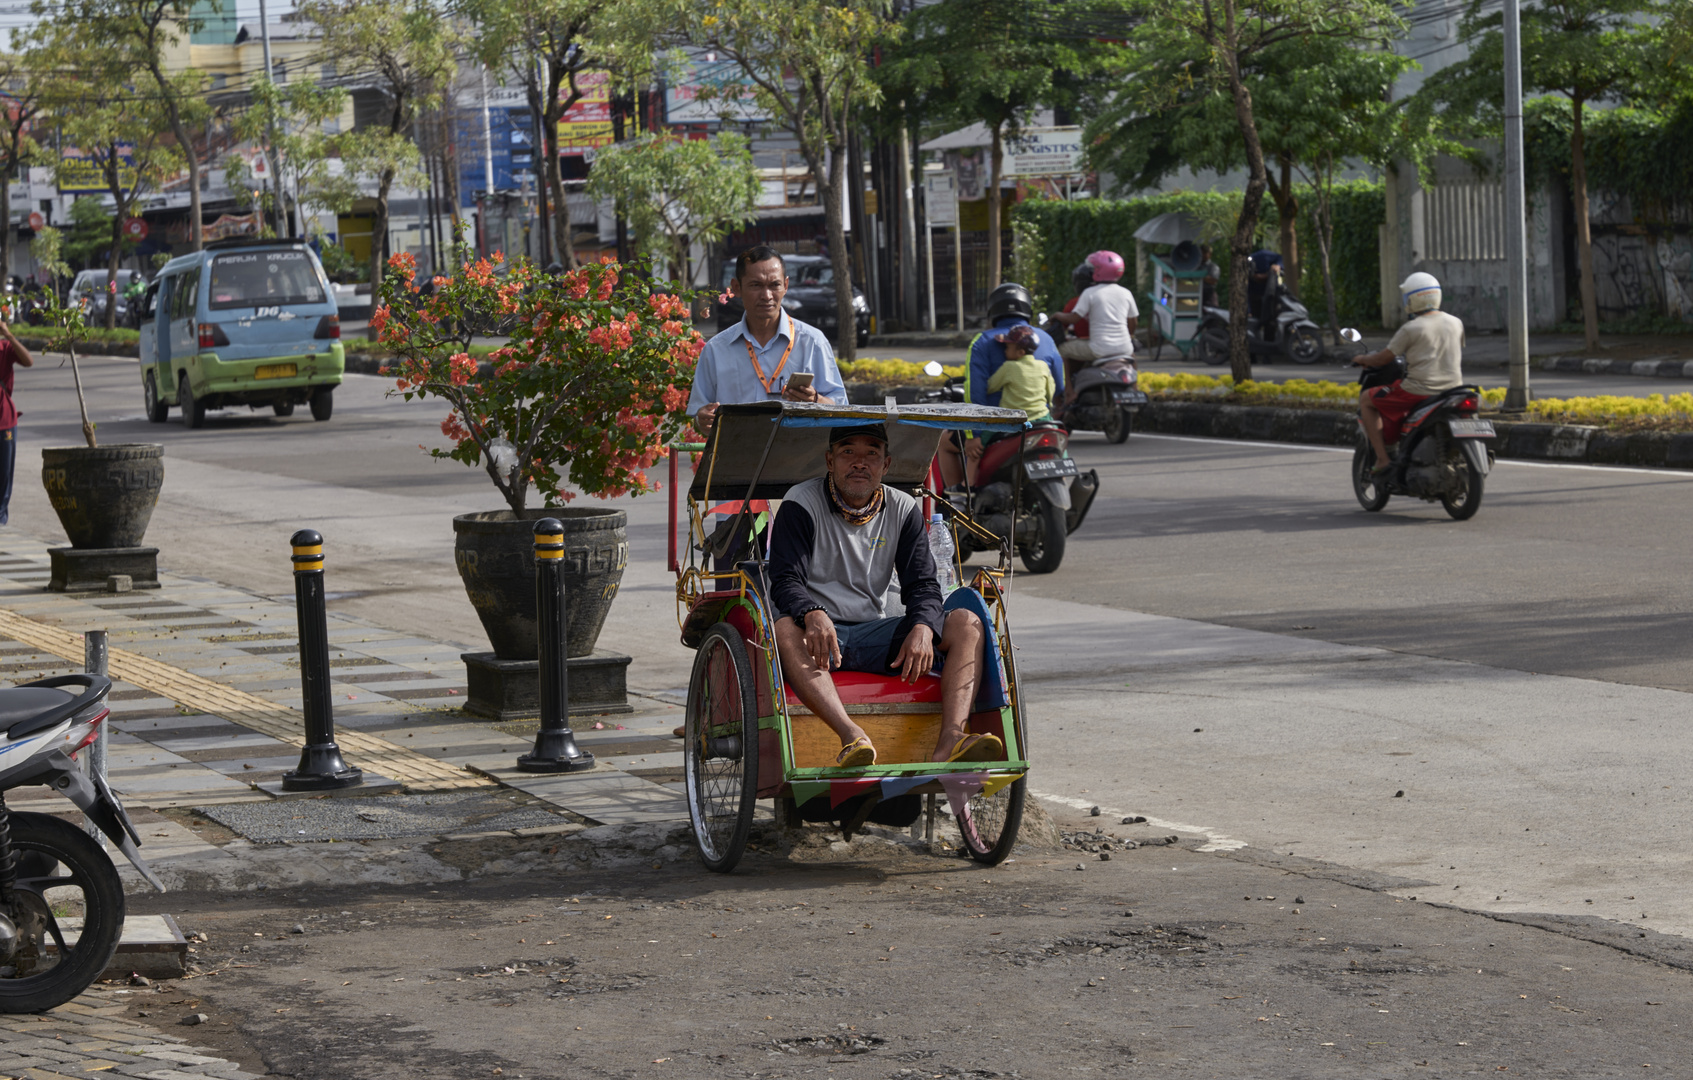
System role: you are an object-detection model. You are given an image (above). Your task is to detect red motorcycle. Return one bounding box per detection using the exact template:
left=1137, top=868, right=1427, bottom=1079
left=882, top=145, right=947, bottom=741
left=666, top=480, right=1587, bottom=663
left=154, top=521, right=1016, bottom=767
left=923, top=368, right=1098, bottom=573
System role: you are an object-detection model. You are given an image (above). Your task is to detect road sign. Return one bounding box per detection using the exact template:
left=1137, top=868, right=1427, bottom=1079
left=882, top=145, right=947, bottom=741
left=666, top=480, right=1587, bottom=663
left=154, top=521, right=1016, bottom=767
left=26, top=211, right=43, bottom=231
left=123, top=217, right=148, bottom=241
left=1004, top=126, right=1085, bottom=177
left=925, top=172, right=958, bottom=229
left=249, top=152, right=270, bottom=179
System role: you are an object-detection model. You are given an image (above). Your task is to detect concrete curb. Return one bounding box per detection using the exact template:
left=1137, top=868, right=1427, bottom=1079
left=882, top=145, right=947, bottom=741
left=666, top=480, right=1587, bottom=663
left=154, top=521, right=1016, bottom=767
left=1537, top=355, right=1693, bottom=379
left=1138, top=399, right=1693, bottom=470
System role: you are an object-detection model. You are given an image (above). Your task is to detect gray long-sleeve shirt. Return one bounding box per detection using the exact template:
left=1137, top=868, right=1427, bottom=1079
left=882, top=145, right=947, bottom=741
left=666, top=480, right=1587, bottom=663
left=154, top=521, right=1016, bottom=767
left=768, top=478, right=944, bottom=646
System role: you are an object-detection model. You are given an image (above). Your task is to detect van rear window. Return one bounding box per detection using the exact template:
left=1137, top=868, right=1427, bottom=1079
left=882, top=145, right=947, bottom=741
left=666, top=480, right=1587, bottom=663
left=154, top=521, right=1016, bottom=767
left=207, top=250, right=325, bottom=310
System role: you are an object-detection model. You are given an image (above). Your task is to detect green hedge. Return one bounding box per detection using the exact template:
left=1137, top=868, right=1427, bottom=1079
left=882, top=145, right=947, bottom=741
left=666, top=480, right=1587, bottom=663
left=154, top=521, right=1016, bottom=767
left=1012, top=180, right=1386, bottom=327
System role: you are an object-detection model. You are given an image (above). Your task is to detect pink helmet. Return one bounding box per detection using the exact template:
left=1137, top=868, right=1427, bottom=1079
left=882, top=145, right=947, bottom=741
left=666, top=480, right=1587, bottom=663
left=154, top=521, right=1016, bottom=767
left=1087, top=250, right=1125, bottom=283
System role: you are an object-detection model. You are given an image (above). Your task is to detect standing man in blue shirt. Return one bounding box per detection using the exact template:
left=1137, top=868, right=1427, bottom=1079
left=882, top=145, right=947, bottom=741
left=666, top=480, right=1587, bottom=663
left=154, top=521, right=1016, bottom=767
left=939, top=282, right=1063, bottom=488
left=688, top=245, right=846, bottom=436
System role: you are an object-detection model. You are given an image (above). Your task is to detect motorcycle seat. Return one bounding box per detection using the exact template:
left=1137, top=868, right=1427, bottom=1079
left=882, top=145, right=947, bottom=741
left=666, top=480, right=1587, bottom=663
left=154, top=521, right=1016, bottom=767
left=0, top=685, right=77, bottom=739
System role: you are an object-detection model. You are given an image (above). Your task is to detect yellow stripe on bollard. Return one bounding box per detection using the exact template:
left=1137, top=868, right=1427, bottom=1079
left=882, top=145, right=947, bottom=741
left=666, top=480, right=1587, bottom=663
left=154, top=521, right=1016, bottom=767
left=534, top=533, right=565, bottom=560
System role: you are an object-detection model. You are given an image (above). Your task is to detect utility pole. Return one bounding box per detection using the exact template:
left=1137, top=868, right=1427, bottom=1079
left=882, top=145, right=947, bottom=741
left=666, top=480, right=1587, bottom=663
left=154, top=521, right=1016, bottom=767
left=256, top=0, right=284, bottom=238
left=481, top=66, right=495, bottom=256
left=896, top=119, right=918, bottom=330
left=1501, top=0, right=1531, bottom=411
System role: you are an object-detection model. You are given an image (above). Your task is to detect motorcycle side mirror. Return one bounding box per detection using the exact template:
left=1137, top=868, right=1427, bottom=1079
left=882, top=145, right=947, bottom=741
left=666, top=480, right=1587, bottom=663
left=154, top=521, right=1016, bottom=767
left=1339, top=327, right=1362, bottom=344
left=922, top=361, right=945, bottom=378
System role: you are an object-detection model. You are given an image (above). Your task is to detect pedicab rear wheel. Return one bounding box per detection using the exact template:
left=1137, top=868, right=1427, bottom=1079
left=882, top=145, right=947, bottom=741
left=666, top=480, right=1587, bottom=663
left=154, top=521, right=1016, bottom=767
left=685, top=622, right=759, bottom=873
left=957, top=777, right=1025, bottom=866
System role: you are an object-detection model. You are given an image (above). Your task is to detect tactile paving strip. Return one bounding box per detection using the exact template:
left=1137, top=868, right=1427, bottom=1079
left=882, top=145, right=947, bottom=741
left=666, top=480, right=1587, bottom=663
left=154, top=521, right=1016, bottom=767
left=0, top=608, right=489, bottom=792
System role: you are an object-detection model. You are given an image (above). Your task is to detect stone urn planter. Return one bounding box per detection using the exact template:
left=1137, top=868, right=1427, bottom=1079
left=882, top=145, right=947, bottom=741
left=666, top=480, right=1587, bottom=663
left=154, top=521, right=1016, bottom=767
left=453, top=508, right=631, bottom=719
left=40, top=443, right=165, bottom=591
left=453, top=508, right=628, bottom=658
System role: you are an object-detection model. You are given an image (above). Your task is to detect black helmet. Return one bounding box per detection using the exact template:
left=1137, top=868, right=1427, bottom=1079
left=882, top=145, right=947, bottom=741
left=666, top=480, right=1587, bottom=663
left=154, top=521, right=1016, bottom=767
left=1070, top=261, right=1094, bottom=296
left=986, top=282, right=1033, bottom=324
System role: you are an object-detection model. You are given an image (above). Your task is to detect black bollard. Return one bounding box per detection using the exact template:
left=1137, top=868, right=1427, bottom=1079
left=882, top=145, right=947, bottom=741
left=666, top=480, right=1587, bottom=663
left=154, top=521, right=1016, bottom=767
left=282, top=529, right=363, bottom=791
left=518, top=518, right=595, bottom=773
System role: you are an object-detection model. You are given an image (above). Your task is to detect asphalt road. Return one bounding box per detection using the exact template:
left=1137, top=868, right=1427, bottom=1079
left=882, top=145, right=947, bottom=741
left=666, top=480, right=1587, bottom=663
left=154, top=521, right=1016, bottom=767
left=10, top=353, right=1693, bottom=947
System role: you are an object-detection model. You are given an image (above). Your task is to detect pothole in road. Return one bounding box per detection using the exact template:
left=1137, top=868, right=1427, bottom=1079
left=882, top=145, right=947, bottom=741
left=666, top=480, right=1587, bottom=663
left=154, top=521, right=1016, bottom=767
left=769, top=1032, right=887, bottom=1056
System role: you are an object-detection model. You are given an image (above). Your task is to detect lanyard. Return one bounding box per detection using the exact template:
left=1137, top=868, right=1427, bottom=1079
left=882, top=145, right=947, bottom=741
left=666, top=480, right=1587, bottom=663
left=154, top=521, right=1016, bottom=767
left=744, top=316, right=794, bottom=395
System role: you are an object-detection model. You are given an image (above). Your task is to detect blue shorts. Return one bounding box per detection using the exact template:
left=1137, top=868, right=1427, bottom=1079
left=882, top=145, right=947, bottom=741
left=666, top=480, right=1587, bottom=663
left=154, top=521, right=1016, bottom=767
left=834, top=616, right=916, bottom=674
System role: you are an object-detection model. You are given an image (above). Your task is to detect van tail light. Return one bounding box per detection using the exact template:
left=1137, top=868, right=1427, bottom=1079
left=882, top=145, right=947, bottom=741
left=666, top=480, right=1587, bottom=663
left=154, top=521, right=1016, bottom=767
left=1455, top=393, right=1480, bottom=415
left=70, top=708, right=109, bottom=754
left=314, top=314, right=340, bottom=340
left=198, top=323, right=228, bottom=348
left=1023, top=428, right=1067, bottom=453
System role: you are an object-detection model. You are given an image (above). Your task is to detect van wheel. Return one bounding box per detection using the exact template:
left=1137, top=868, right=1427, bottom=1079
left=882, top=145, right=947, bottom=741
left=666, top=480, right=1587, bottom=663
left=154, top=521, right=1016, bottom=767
left=310, top=387, right=334, bottom=421
left=178, top=377, right=205, bottom=429
left=273, top=401, right=295, bottom=417
left=143, top=373, right=168, bottom=423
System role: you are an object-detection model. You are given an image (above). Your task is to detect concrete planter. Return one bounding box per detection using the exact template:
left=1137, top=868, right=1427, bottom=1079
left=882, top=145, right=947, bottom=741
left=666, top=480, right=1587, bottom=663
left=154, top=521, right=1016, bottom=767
left=40, top=444, right=165, bottom=591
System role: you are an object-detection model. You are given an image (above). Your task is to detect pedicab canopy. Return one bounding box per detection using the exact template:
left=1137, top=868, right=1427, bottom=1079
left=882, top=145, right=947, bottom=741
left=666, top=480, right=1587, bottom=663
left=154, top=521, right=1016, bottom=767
left=690, top=401, right=1028, bottom=501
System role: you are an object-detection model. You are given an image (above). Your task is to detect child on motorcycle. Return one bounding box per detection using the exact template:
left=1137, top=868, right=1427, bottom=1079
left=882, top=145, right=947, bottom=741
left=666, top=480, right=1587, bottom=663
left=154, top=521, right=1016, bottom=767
left=985, top=324, right=1055, bottom=425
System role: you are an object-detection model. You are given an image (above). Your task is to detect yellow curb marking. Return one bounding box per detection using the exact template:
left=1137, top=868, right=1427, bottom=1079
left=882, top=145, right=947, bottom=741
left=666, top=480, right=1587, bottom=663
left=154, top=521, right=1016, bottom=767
left=0, top=608, right=488, bottom=792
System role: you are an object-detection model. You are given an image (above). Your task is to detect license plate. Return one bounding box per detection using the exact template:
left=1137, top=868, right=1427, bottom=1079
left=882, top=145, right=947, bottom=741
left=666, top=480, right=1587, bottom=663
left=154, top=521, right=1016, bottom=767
left=1448, top=419, right=1495, bottom=438
left=1112, top=389, right=1149, bottom=405
left=1025, top=457, right=1079, bottom=481
left=254, top=363, right=297, bottom=380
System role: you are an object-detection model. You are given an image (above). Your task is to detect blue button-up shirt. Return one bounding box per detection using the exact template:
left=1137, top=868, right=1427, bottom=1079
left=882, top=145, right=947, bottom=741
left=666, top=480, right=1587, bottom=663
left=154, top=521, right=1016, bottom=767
left=687, top=314, right=846, bottom=416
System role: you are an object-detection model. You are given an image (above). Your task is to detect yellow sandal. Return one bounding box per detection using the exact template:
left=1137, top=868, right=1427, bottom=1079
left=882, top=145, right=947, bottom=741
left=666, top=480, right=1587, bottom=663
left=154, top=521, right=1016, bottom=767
left=945, top=733, right=1004, bottom=764
left=835, top=736, right=876, bottom=768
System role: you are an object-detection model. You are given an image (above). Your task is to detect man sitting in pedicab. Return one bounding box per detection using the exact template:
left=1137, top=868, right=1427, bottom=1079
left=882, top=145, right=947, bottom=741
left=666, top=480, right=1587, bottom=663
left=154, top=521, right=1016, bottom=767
left=767, top=422, right=1005, bottom=769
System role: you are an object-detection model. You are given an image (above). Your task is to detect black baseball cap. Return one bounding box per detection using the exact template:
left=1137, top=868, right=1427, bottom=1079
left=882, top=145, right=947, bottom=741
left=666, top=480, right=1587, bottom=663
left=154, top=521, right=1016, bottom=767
left=828, top=422, right=888, bottom=447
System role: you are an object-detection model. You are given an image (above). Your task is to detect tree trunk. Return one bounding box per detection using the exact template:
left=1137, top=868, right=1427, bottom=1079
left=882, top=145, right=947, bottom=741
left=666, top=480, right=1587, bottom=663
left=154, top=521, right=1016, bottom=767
left=1222, top=21, right=1267, bottom=383
left=0, top=165, right=11, bottom=298
left=164, top=95, right=202, bottom=250
left=104, top=210, right=122, bottom=331
left=1315, top=168, right=1342, bottom=343
left=987, top=120, right=1004, bottom=292
left=1571, top=100, right=1599, bottom=350
left=369, top=167, right=393, bottom=319
left=1269, top=155, right=1298, bottom=297
left=822, top=143, right=856, bottom=363
left=543, top=108, right=576, bottom=269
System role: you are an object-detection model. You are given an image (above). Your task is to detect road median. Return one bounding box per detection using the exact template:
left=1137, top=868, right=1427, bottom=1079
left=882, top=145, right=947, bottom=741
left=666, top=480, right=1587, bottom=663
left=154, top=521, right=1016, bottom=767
left=1138, top=399, right=1693, bottom=469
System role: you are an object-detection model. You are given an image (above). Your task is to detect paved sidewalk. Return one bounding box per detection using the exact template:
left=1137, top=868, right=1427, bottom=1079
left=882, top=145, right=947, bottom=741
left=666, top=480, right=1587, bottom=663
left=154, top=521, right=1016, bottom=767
left=0, top=986, right=263, bottom=1079
left=0, top=535, right=690, bottom=856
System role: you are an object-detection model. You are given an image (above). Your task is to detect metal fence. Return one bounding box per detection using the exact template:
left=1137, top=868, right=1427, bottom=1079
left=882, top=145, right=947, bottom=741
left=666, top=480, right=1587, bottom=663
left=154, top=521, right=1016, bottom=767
left=927, top=230, right=1011, bottom=328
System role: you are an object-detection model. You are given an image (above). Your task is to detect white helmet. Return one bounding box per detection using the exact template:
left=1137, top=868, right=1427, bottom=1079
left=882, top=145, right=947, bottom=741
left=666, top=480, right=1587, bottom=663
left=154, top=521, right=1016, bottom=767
left=1400, top=271, right=1442, bottom=314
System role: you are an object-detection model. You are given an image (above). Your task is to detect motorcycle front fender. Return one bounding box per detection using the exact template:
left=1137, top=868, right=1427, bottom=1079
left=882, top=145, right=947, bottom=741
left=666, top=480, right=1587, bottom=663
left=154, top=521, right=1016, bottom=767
left=1459, top=437, right=1491, bottom=477
left=43, top=752, right=166, bottom=892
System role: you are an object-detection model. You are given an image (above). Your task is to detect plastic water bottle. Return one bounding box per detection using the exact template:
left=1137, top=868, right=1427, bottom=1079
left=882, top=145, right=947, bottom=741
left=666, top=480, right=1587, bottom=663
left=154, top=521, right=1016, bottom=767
left=928, top=513, right=958, bottom=594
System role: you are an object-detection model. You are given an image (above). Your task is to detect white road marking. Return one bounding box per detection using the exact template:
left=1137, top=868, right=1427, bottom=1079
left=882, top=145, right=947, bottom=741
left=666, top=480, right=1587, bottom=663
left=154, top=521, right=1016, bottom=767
left=1032, top=790, right=1247, bottom=852
left=1134, top=432, right=1693, bottom=478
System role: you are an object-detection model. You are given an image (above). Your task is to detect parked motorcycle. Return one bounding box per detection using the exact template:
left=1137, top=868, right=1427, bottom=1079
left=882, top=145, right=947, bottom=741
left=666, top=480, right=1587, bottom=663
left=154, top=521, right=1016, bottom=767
left=921, top=362, right=1099, bottom=573
left=1193, top=274, right=1323, bottom=365
left=0, top=674, right=164, bottom=1012
left=1344, top=329, right=1495, bottom=520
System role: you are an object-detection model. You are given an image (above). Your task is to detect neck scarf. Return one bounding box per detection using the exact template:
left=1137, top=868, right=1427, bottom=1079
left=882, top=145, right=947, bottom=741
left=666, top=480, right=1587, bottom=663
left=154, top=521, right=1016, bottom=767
left=827, top=472, right=884, bottom=526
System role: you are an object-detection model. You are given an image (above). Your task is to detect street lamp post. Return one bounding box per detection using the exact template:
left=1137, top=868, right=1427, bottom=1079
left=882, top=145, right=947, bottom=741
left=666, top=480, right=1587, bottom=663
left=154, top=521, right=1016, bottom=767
left=1502, top=0, right=1531, bottom=411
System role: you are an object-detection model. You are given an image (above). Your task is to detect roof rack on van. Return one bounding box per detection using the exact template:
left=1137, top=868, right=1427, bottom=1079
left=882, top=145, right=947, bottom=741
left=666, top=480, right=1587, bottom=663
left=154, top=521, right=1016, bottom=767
left=204, top=236, right=308, bottom=252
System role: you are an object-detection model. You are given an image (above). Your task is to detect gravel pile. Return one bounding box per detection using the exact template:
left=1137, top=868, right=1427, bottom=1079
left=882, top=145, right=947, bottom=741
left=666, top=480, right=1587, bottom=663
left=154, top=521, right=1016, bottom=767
left=197, top=791, right=568, bottom=843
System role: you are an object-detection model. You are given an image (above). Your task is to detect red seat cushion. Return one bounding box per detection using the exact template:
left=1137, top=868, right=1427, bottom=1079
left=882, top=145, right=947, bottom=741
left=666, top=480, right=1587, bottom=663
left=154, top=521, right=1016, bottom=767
left=784, top=670, right=943, bottom=707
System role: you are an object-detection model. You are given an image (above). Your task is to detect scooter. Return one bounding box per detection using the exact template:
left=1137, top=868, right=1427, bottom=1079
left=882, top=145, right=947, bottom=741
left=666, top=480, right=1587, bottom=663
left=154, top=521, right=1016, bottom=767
left=1344, top=329, right=1496, bottom=521
left=1055, top=351, right=1146, bottom=444
left=0, top=674, right=164, bottom=1012
left=1193, top=274, right=1323, bottom=365
left=920, top=363, right=1099, bottom=574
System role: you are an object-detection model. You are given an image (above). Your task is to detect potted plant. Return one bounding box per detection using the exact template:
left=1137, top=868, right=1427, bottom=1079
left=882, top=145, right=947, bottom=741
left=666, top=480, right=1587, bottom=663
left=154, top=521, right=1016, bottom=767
left=32, top=226, right=164, bottom=591
left=377, top=247, right=701, bottom=713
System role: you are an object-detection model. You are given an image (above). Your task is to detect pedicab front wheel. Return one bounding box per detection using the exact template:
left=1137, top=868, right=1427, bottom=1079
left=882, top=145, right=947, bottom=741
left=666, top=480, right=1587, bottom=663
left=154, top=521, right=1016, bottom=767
left=957, top=777, right=1025, bottom=865
left=685, top=622, right=760, bottom=873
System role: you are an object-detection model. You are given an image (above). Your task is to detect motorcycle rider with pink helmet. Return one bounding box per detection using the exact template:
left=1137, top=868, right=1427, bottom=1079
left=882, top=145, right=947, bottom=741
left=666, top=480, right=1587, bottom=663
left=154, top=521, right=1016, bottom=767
left=1048, top=250, right=1139, bottom=397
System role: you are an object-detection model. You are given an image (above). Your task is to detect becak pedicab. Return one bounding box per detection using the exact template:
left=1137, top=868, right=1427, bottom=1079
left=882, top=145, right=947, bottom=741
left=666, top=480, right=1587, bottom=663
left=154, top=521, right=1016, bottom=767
left=670, top=400, right=1032, bottom=873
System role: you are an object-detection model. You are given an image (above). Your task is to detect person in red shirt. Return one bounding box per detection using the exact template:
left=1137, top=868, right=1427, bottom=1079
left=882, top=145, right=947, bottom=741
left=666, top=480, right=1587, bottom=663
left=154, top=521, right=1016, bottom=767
left=0, top=318, right=36, bottom=525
